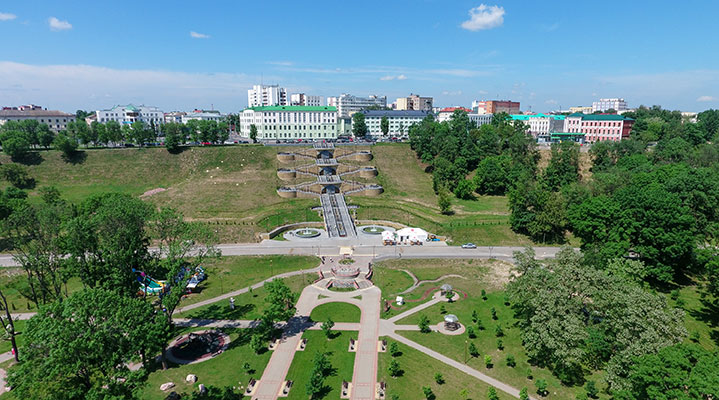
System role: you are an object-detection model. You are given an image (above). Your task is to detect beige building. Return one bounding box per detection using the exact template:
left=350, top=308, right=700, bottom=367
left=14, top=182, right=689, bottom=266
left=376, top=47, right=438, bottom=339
left=395, top=94, right=433, bottom=111
left=0, top=105, right=75, bottom=132
left=569, top=106, right=593, bottom=114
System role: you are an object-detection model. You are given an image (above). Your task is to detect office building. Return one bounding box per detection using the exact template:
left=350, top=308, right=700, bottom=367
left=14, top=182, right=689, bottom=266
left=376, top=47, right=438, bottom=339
left=396, top=94, right=433, bottom=111
left=0, top=105, right=75, bottom=132
left=563, top=113, right=634, bottom=142
left=333, top=94, right=387, bottom=118
left=511, top=113, right=565, bottom=138
left=182, top=110, right=223, bottom=123
left=592, top=98, right=628, bottom=113
left=247, top=84, right=288, bottom=107
left=437, top=107, right=472, bottom=123
left=359, top=110, right=429, bottom=137
left=290, top=93, right=323, bottom=107
left=96, top=104, right=165, bottom=126
left=468, top=113, right=494, bottom=127
left=239, top=105, right=338, bottom=141
left=569, top=106, right=593, bottom=114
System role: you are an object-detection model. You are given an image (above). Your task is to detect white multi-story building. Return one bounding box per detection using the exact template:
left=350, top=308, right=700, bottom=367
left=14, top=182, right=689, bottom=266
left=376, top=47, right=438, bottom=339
left=0, top=105, right=75, bottom=132
left=164, top=112, right=185, bottom=124
left=247, top=84, right=288, bottom=107
left=469, top=113, right=493, bottom=127
left=510, top=113, right=565, bottom=138
left=326, top=97, right=338, bottom=107
left=334, top=94, right=387, bottom=118
left=96, top=104, right=165, bottom=126
left=592, top=98, right=628, bottom=113
left=182, top=111, right=223, bottom=123
left=359, top=110, right=429, bottom=137
left=239, top=105, right=338, bottom=141
left=290, top=93, right=323, bottom=107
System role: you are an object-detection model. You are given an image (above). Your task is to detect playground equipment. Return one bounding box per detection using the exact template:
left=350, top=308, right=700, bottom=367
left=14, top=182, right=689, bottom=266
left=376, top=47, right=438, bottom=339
left=134, top=269, right=167, bottom=295
left=185, top=266, right=207, bottom=291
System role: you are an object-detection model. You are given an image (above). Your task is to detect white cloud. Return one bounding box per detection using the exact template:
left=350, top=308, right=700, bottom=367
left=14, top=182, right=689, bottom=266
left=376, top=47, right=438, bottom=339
left=0, top=12, right=17, bottom=21
left=48, top=17, right=72, bottom=31
left=190, top=31, right=210, bottom=39
left=460, top=4, right=505, bottom=32
left=545, top=99, right=558, bottom=105
left=379, top=74, right=408, bottom=81
left=697, top=95, right=715, bottom=102
left=442, top=90, right=463, bottom=96
left=0, top=61, right=258, bottom=111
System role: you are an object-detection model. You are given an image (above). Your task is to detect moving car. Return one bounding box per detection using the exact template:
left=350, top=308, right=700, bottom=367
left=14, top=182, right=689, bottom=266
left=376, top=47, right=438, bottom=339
left=461, top=243, right=477, bottom=249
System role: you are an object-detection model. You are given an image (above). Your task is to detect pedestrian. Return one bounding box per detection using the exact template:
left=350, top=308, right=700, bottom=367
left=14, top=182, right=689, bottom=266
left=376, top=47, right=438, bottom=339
left=230, top=297, right=235, bottom=310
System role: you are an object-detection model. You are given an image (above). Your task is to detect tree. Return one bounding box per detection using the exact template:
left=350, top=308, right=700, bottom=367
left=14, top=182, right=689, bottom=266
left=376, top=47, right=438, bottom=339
left=535, top=379, right=548, bottom=397
left=1, top=130, right=31, bottom=159
left=53, top=131, right=78, bottom=158
left=37, top=124, right=55, bottom=149
left=506, top=354, right=516, bottom=367
left=467, top=326, right=476, bottom=338
left=422, top=386, right=435, bottom=400
left=495, top=325, right=504, bottom=337
left=473, top=155, right=511, bottom=195
left=543, top=141, right=580, bottom=190
left=306, top=369, right=325, bottom=399
left=612, top=344, right=719, bottom=400
left=185, top=385, right=242, bottom=400
left=7, top=289, right=166, bottom=400
left=163, top=122, right=185, bottom=153
left=250, top=333, right=265, bottom=354
left=0, top=288, right=20, bottom=361
left=487, top=387, right=499, bottom=400
left=249, top=124, right=258, bottom=143
left=389, top=341, right=400, bottom=357
left=434, top=372, right=444, bottom=384
left=103, top=120, right=123, bottom=144
left=519, top=387, right=529, bottom=400
left=0, top=163, right=34, bottom=188
left=418, top=314, right=431, bottom=333
left=508, top=248, right=687, bottom=388
left=484, top=354, right=493, bottom=368
left=260, top=279, right=297, bottom=336
left=388, top=359, right=401, bottom=377
left=321, top=317, right=335, bottom=339
left=585, top=380, right=598, bottom=399
left=352, top=112, right=368, bottom=138
left=380, top=116, right=389, bottom=136
left=437, top=189, right=452, bottom=215
left=454, top=179, right=475, bottom=200
left=469, top=342, right=479, bottom=357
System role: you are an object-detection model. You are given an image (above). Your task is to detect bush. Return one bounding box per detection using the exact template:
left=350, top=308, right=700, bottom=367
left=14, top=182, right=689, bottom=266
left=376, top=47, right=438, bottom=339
left=490, top=307, right=497, bottom=319
left=484, top=355, right=493, bottom=368
left=585, top=380, right=598, bottom=398
left=495, top=325, right=504, bottom=337
left=506, top=354, right=516, bottom=367
left=496, top=338, right=504, bottom=350
left=469, top=342, right=479, bottom=357
left=519, top=387, right=529, bottom=400
left=487, top=387, right=499, bottom=400
left=422, top=386, right=435, bottom=400
left=536, top=379, right=548, bottom=396
left=434, top=372, right=444, bottom=384
left=467, top=326, right=476, bottom=339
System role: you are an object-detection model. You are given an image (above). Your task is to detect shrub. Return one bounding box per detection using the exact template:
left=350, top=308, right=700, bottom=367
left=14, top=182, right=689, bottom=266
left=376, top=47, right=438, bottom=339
left=506, top=354, right=516, bottom=367
left=467, top=326, right=476, bottom=339
left=434, top=372, right=444, bottom=384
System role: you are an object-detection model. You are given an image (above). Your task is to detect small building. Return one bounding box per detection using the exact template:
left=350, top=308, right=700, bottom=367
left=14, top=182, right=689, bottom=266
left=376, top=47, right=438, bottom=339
left=563, top=113, right=634, bottom=142
left=395, top=227, right=428, bottom=244
left=0, top=105, right=75, bottom=133
left=437, top=107, right=472, bottom=123
left=96, top=104, right=165, bottom=126
left=444, top=314, right=460, bottom=331
left=360, top=110, right=430, bottom=137
left=440, top=283, right=453, bottom=296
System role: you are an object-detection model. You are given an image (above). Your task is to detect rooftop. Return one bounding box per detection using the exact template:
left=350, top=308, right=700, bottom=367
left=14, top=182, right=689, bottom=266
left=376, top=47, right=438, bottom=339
left=0, top=109, right=74, bottom=118
left=510, top=113, right=565, bottom=120
left=246, top=105, right=337, bottom=112
left=439, top=107, right=472, bottom=113
left=361, top=110, right=431, bottom=117
left=568, top=113, right=633, bottom=121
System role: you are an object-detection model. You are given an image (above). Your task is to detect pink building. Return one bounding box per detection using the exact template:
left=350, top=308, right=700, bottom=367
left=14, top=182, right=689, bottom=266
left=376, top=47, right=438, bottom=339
left=563, top=113, right=634, bottom=142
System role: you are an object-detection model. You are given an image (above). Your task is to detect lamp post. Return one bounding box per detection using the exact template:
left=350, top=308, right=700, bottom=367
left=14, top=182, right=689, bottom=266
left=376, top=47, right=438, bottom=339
left=464, top=339, right=468, bottom=364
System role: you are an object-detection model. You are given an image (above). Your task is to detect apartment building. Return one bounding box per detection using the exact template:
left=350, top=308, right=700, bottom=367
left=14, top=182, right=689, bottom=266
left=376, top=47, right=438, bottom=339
left=247, top=84, right=288, bottom=107
left=563, top=113, right=634, bottom=142
left=359, top=110, right=429, bottom=137
left=396, top=94, right=433, bottom=111
left=96, top=104, right=165, bottom=126
left=290, top=93, right=323, bottom=107
left=0, top=105, right=75, bottom=132
left=592, top=98, right=628, bottom=113
left=239, top=105, right=338, bottom=141
left=330, top=94, right=387, bottom=118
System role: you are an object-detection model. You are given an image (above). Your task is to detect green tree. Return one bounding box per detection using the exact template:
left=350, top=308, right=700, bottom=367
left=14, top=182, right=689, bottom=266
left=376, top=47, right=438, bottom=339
left=0, top=163, right=34, bottom=188
left=389, top=341, right=400, bottom=357
left=437, top=189, right=452, bottom=215
left=469, top=342, right=479, bottom=357
left=418, top=314, right=431, bottom=333
left=53, top=131, right=78, bottom=158
left=352, top=112, right=368, bottom=138
left=37, top=124, right=55, bottom=149
left=321, top=317, right=335, bottom=339
left=519, top=387, right=529, bottom=400
left=306, top=369, right=325, bottom=399
left=380, top=116, right=389, bottom=136
left=260, top=279, right=297, bottom=336
left=250, top=333, right=264, bottom=354
left=473, top=155, right=511, bottom=195
left=543, top=141, right=580, bottom=190
left=249, top=124, right=258, bottom=143
left=1, top=130, right=31, bottom=159
left=506, top=354, right=516, bottom=367
left=484, top=354, right=493, bottom=368
left=487, top=387, right=499, bottom=400
left=7, top=289, right=166, bottom=400
left=103, top=120, right=123, bottom=144
left=585, top=380, right=598, bottom=398
left=454, top=179, right=475, bottom=200
left=163, top=122, right=185, bottom=153
left=422, top=386, right=435, bottom=400
left=535, top=379, right=548, bottom=397
left=434, top=372, right=444, bottom=384
left=388, top=359, right=401, bottom=377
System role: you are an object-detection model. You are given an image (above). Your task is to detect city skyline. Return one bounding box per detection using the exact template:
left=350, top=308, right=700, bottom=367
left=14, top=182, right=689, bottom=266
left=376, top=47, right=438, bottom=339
left=1, top=0, right=718, bottom=112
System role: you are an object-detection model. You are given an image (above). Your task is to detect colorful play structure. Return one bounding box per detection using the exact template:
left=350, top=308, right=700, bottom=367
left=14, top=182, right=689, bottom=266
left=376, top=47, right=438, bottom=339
left=134, top=266, right=207, bottom=296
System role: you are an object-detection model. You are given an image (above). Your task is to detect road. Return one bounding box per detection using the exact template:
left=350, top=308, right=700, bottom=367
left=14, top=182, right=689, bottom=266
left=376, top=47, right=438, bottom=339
left=0, top=241, right=564, bottom=267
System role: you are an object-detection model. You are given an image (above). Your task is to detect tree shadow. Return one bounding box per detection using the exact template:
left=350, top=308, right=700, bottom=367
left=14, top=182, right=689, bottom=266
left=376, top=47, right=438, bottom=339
left=167, top=146, right=190, bottom=155
left=186, top=303, right=255, bottom=320
left=62, top=151, right=87, bottom=165
left=688, top=297, right=719, bottom=346
left=14, top=152, right=43, bottom=166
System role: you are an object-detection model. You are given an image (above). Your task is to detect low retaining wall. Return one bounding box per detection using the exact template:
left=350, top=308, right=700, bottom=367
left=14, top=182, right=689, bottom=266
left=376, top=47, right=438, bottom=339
left=259, top=221, right=325, bottom=241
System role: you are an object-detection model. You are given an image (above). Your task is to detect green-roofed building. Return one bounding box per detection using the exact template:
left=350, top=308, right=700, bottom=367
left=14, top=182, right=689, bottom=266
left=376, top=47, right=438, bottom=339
left=564, top=113, right=635, bottom=142
left=509, top=113, right=566, bottom=139
left=240, top=105, right=340, bottom=141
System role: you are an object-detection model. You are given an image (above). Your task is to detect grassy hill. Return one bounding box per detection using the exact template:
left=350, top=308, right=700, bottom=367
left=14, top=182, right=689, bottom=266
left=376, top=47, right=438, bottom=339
left=1, top=143, right=550, bottom=245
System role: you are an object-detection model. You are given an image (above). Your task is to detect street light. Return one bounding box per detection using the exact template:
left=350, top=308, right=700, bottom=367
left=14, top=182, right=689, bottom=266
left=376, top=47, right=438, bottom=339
left=464, top=340, right=468, bottom=364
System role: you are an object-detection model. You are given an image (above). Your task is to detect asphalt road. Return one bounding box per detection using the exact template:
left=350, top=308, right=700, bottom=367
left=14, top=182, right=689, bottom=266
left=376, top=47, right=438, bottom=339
left=0, top=240, right=564, bottom=267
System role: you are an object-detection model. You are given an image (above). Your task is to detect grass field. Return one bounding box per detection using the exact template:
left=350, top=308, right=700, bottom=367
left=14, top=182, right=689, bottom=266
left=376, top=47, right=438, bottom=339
left=0, top=143, right=545, bottom=246
left=378, top=337, right=514, bottom=400
left=309, top=302, right=361, bottom=323
left=283, top=330, right=357, bottom=400
left=179, top=274, right=314, bottom=320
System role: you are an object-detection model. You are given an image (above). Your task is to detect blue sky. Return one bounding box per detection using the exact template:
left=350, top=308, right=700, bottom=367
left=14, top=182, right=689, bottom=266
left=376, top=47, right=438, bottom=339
left=1, top=0, right=718, bottom=113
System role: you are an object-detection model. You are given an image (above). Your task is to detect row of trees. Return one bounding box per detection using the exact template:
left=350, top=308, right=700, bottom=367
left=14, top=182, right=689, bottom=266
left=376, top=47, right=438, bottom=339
left=0, top=118, right=233, bottom=160
left=0, top=187, right=220, bottom=398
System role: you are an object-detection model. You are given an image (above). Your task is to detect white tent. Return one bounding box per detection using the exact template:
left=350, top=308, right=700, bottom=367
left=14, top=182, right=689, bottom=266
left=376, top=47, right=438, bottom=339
left=395, top=227, right=429, bottom=243
left=381, top=231, right=396, bottom=242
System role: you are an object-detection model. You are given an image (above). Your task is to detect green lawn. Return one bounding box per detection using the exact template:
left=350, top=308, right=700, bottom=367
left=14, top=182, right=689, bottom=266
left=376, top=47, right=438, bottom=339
left=140, top=327, right=270, bottom=399
left=671, top=284, right=718, bottom=351
left=0, top=269, right=85, bottom=312
left=179, top=274, right=314, bottom=320
left=309, top=302, right=361, bottom=323
left=371, top=268, right=414, bottom=298
left=397, top=290, right=610, bottom=399
left=177, top=255, right=318, bottom=308
left=378, top=336, right=514, bottom=400
left=284, top=330, right=356, bottom=400
left=0, top=319, right=25, bottom=354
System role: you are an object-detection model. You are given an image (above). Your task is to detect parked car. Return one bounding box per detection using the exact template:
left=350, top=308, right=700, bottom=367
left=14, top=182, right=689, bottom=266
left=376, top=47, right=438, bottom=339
left=461, top=243, right=477, bottom=249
